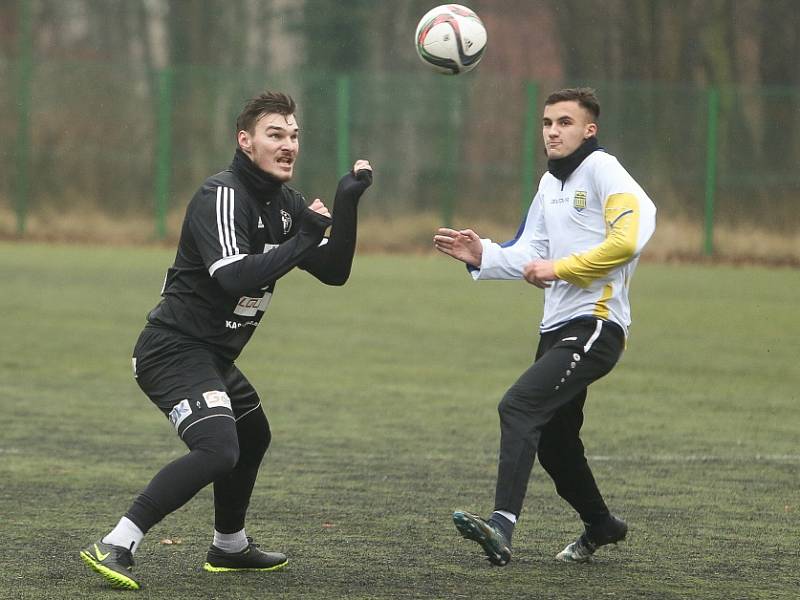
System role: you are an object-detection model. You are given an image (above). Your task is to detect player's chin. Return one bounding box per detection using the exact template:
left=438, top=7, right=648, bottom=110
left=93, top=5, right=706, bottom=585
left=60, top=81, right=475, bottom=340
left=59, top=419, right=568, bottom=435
left=271, top=166, right=294, bottom=182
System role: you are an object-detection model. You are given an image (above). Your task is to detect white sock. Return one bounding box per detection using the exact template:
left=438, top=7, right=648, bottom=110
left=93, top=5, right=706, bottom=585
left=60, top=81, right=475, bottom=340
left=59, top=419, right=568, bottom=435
left=493, top=510, right=518, bottom=524
left=213, top=528, right=248, bottom=553
left=102, top=517, right=144, bottom=554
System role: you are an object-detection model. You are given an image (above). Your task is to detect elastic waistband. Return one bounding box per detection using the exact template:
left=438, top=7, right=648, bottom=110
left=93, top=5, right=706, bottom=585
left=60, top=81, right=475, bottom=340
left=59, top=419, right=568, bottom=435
left=545, top=316, right=625, bottom=342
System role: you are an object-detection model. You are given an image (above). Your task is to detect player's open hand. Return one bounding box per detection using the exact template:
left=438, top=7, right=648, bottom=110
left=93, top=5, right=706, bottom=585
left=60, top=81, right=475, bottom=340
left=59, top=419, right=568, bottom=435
left=523, top=259, right=556, bottom=288
left=433, top=228, right=482, bottom=267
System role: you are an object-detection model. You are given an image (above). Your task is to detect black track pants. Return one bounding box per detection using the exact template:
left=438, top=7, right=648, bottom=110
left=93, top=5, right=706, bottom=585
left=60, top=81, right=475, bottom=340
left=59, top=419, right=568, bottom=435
left=494, top=318, right=624, bottom=521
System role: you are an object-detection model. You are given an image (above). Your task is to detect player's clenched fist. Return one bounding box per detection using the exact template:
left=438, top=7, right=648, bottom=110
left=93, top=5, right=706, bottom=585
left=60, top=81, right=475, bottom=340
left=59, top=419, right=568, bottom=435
left=308, top=198, right=331, bottom=218
left=523, top=260, right=556, bottom=289
left=335, top=159, right=373, bottom=202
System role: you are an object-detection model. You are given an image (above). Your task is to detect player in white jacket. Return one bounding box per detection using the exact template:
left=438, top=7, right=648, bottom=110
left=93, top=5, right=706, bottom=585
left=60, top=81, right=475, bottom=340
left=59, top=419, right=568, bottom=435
left=435, top=87, right=656, bottom=566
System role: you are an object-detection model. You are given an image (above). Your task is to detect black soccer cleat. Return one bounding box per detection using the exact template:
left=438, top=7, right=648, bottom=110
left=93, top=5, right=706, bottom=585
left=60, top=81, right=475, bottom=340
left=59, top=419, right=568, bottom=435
left=203, top=537, right=288, bottom=572
left=556, top=514, right=628, bottom=563
left=80, top=539, right=141, bottom=590
left=453, top=510, right=512, bottom=566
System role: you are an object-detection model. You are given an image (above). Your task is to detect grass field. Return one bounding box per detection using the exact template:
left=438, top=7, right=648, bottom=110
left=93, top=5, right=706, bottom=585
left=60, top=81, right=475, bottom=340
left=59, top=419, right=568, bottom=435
left=1, top=241, right=797, bottom=600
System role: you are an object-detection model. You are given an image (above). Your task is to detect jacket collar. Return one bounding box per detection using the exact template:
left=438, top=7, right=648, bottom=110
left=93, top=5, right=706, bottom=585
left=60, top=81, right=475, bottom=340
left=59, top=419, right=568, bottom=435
left=231, top=147, right=283, bottom=202
left=547, top=137, right=601, bottom=184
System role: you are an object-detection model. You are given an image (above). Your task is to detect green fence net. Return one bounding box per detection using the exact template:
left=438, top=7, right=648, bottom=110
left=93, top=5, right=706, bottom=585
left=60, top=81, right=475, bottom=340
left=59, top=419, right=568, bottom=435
left=2, top=58, right=799, bottom=260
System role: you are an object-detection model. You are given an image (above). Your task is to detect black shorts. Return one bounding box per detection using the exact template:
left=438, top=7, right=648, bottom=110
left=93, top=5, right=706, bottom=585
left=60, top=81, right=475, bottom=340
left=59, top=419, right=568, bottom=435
left=132, top=325, right=262, bottom=439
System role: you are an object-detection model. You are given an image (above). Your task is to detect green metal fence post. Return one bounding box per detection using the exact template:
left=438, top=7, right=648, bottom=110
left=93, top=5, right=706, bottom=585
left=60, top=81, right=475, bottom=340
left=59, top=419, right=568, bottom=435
left=154, top=67, right=174, bottom=239
left=336, top=75, right=351, bottom=176
left=441, top=81, right=464, bottom=227
left=704, top=87, right=720, bottom=257
left=521, top=81, right=539, bottom=216
left=15, top=0, right=33, bottom=236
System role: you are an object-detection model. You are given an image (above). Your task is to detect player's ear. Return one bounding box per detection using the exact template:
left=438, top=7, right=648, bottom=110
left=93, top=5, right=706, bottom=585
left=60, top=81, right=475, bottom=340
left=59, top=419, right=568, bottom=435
left=585, top=122, right=598, bottom=139
left=237, top=130, right=252, bottom=153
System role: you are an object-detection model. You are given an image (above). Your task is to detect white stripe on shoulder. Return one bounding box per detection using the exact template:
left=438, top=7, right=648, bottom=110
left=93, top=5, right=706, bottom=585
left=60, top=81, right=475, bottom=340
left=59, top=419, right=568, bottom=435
left=228, top=188, right=238, bottom=254
left=216, top=186, right=238, bottom=257
left=216, top=186, right=229, bottom=256
left=209, top=253, right=246, bottom=277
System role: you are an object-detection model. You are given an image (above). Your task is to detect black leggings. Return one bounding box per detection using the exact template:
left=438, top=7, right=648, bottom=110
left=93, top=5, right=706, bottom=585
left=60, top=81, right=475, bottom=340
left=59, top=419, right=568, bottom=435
left=125, top=406, right=270, bottom=534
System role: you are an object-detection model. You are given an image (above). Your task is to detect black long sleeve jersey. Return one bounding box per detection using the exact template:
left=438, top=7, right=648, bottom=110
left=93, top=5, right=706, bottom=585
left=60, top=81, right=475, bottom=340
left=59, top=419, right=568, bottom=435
left=146, top=148, right=370, bottom=361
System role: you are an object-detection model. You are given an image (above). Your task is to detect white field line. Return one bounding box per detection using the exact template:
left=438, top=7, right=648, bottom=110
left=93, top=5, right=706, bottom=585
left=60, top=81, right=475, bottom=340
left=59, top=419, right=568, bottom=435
left=588, top=454, right=800, bottom=463
left=2, top=446, right=798, bottom=463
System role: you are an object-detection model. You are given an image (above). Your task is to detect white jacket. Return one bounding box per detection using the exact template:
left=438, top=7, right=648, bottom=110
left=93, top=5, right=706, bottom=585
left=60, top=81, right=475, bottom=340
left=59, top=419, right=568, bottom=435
left=471, top=150, right=656, bottom=336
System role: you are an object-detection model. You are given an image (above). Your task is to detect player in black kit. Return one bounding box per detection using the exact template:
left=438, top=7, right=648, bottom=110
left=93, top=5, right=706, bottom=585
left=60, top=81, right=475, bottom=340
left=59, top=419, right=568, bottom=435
left=80, top=91, right=372, bottom=590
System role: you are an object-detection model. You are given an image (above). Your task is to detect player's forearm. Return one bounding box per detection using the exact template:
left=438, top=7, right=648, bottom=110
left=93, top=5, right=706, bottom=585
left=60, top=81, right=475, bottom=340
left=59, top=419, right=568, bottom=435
left=214, top=214, right=329, bottom=295
left=554, top=192, right=643, bottom=288
left=300, top=193, right=359, bottom=285
left=471, top=239, right=541, bottom=280
left=299, top=169, right=371, bottom=285
left=554, top=230, right=636, bottom=287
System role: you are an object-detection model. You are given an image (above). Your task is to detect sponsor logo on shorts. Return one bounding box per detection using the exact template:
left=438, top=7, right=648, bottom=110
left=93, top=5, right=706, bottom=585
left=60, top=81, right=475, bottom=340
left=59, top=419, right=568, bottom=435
left=203, top=390, right=232, bottom=410
left=169, top=399, right=192, bottom=430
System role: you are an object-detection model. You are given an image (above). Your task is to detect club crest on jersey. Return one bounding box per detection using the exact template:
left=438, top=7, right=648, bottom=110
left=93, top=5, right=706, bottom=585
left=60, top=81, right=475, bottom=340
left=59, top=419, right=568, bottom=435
left=573, top=190, right=587, bottom=212
left=280, top=210, right=292, bottom=234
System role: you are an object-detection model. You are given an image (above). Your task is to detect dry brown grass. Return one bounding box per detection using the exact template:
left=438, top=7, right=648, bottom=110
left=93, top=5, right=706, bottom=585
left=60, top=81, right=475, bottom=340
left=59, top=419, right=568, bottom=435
left=644, top=216, right=800, bottom=266
left=0, top=205, right=183, bottom=247
left=1, top=205, right=797, bottom=266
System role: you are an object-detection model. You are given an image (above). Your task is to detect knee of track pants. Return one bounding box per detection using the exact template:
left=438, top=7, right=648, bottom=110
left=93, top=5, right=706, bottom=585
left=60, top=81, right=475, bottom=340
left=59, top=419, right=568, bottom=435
left=498, top=386, right=521, bottom=418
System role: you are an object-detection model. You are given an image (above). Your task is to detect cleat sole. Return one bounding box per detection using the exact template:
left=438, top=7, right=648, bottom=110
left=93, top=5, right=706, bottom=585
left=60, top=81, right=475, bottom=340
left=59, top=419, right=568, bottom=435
left=80, top=551, right=141, bottom=590
left=203, top=558, right=288, bottom=573
left=453, top=511, right=511, bottom=566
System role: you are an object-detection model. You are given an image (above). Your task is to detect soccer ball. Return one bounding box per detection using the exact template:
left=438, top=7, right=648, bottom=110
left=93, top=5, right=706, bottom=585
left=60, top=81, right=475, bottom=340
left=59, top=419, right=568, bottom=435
left=415, top=4, right=487, bottom=75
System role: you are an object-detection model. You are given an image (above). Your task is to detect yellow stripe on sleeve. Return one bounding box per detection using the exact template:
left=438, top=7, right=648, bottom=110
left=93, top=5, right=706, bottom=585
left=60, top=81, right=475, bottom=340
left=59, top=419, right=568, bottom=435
left=554, top=193, right=641, bottom=288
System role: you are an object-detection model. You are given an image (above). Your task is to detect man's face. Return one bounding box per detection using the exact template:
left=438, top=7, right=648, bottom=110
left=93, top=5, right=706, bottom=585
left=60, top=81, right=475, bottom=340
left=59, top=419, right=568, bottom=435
left=238, top=112, right=299, bottom=181
left=541, top=101, right=597, bottom=159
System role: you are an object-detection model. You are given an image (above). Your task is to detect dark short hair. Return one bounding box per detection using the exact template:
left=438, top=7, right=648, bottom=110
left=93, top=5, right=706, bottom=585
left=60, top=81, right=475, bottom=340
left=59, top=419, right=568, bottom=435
left=544, top=87, right=600, bottom=121
left=235, top=91, right=297, bottom=135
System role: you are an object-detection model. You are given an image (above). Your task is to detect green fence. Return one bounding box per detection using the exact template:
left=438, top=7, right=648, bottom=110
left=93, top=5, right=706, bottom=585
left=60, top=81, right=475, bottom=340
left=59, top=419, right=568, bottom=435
left=2, top=58, right=800, bottom=257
